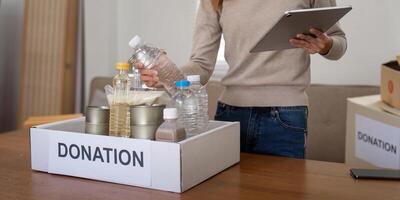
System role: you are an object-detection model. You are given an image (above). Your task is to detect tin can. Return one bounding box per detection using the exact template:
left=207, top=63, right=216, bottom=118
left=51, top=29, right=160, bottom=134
left=130, top=104, right=165, bottom=139
left=85, top=106, right=110, bottom=135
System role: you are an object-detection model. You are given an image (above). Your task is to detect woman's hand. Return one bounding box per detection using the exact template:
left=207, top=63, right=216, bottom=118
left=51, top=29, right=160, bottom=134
left=136, top=63, right=160, bottom=87
left=136, top=49, right=168, bottom=87
left=289, top=28, right=333, bottom=55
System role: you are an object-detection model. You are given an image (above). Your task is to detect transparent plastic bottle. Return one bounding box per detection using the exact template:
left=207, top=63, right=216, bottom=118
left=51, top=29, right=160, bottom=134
left=172, top=80, right=199, bottom=136
left=109, top=62, right=131, bottom=138
left=128, top=35, right=185, bottom=95
left=155, top=108, right=186, bottom=142
left=187, top=75, right=209, bottom=132
left=129, top=68, right=143, bottom=90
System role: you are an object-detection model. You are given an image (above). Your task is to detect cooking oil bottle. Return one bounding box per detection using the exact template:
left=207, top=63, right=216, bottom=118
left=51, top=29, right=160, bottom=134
left=109, top=62, right=131, bottom=137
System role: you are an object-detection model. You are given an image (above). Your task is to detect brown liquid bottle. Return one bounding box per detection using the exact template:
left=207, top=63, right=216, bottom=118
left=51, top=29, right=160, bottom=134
left=155, top=108, right=186, bottom=142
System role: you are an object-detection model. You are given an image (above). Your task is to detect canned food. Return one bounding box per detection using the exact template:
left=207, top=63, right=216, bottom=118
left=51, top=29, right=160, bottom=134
left=130, top=104, right=165, bottom=139
left=86, top=106, right=110, bottom=124
left=130, top=124, right=159, bottom=140
left=85, top=106, right=110, bottom=135
left=130, top=104, right=165, bottom=125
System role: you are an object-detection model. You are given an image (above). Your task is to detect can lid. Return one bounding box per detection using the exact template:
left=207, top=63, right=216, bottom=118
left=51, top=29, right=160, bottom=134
left=175, top=80, right=190, bottom=88
left=129, top=35, right=142, bottom=49
left=187, top=75, right=200, bottom=82
left=87, top=106, right=110, bottom=111
left=115, top=62, right=130, bottom=70
left=163, top=108, right=178, bottom=119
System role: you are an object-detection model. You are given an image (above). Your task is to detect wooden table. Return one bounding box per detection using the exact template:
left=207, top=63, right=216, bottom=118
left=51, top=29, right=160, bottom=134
left=1, top=130, right=399, bottom=200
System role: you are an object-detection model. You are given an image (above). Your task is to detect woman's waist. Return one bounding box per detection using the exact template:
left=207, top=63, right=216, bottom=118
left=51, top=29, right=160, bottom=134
left=218, top=85, right=309, bottom=107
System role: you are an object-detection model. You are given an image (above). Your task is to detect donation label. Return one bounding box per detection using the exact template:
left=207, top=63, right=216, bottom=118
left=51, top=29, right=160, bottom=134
left=48, top=132, right=151, bottom=186
left=355, top=114, right=400, bottom=169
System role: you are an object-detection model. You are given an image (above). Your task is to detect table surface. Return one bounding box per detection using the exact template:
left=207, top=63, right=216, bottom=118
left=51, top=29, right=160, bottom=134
left=1, top=130, right=399, bottom=200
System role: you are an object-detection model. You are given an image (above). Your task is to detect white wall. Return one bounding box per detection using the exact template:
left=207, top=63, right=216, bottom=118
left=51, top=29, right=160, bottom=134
left=0, top=0, right=24, bottom=132
left=311, top=0, right=400, bottom=86
left=84, top=0, right=197, bottom=105
left=84, top=0, right=118, bottom=105
left=84, top=0, right=400, bottom=105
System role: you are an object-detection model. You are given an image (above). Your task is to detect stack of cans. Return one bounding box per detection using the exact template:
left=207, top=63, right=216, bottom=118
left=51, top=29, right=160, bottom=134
left=85, top=106, right=110, bottom=135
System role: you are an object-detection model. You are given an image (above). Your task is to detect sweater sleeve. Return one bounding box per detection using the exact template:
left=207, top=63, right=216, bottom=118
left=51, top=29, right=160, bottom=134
left=312, top=0, right=348, bottom=60
left=180, top=0, right=222, bottom=85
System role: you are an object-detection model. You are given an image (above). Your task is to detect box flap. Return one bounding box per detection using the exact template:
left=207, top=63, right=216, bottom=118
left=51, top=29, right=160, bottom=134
left=383, top=61, right=400, bottom=72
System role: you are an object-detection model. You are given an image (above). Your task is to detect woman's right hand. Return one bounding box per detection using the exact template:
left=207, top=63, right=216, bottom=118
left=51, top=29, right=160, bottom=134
left=136, top=63, right=160, bottom=87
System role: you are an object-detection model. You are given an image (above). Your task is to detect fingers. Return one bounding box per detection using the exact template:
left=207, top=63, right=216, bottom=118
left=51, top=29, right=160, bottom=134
left=289, top=39, right=309, bottom=48
left=296, top=34, right=326, bottom=50
left=289, top=39, right=320, bottom=54
left=290, top=28, right=333, bottom=55
left=140, top=69, right=157, bottom=76
left=139, top=69, right=159, bottom=87
left=296, top=34, right=318, bottom=44
left=135, top=63, right=145, bottom=69
left=309, top=28, right=329, bottom=41
left=309, top=28, right=333, bottom=55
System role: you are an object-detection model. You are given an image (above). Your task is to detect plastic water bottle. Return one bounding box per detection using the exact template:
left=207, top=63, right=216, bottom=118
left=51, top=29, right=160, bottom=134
left=155, top=108, right=186, bottom=142
left=129, top=68, right=143, bottom=90
left=109, top=63, right=131, bottom=138
left=172, top=80, right=199, bottom=136
left=187, top=75, right=208, bottom=132
left=128, top=35, right=185, bottom=95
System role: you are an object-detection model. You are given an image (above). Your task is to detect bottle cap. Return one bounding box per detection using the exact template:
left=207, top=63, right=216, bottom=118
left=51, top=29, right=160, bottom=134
left=115, top=62, right=130, bottom=70
left=187, top=75, right=200, bottom=82
left=129, top=35, right=142, bottom=48
left=175, top=80, right=190, bottom=88
left=163, top=108, right=178, bottom=119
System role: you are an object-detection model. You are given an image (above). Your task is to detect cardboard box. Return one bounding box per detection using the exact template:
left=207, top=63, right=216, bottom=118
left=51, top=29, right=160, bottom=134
left=381, top=60, right=400, bottom=109
left=30, top=118, right=240, bottom=193
left=346, top=95, right=400, bottom=169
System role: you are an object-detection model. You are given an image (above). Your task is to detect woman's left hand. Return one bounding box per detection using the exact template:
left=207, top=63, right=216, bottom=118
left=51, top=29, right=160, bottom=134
left=289, top=28, right=333, bottom=55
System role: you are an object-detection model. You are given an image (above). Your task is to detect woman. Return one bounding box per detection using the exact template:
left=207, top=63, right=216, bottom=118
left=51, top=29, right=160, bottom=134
left=139, top=0, right=347, bottom=159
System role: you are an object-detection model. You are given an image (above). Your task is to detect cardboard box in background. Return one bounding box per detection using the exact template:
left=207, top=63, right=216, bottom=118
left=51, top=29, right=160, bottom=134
left=346, top=95, right=400, bottom=170
left=30, top=118, right=240, bottom=193
left=381, top=60, right=400, bottom=109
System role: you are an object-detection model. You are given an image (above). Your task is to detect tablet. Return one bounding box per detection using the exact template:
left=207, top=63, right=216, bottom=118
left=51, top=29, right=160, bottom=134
left=350, top=168, right=400, bottom=180
left=250, top=6, right=352, bottom=53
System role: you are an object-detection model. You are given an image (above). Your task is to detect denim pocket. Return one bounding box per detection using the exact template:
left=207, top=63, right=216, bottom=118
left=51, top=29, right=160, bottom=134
left=214, top=102, right=229, bottom=120
left=272, top=107, right=307, bottom=133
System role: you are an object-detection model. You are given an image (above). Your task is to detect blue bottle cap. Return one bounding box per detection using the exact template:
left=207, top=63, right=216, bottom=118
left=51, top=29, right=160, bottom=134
left=175, top=80, right=190, bottom=88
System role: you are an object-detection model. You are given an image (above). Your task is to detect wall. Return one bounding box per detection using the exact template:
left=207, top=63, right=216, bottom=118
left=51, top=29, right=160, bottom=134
left=311, top=0, right=400, bottom=85
left=84, top=0, right=117, bottom=105
left=0, top=0, right=24, bottom=132
left=84, top=0, right=197, bottom=105
left=84, top=0, right=400, bottom=104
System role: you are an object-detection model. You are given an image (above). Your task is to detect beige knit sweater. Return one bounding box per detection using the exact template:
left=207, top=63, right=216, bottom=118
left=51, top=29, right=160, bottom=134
left=181, top=0, right=347, bottom=107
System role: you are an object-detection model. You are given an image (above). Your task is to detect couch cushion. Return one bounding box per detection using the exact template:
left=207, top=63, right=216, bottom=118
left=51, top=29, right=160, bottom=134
left=88, top=77, right=112, bottom=106
left=306, top=84, right=379, bottom=163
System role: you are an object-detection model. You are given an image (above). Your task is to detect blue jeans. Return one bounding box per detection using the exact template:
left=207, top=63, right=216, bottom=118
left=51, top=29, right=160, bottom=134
left=215, top=102, right=307, bottom=159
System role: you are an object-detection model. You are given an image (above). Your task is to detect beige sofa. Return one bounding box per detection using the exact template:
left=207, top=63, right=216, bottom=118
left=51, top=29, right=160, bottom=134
left=89, top=77, right=379, bottom=163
